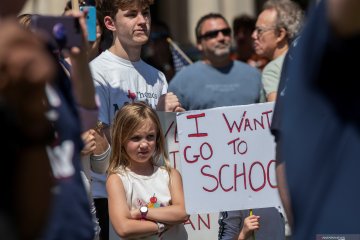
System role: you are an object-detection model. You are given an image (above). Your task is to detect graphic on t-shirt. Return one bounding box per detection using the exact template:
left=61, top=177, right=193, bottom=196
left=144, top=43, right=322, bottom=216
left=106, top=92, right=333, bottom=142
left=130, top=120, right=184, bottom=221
left=126, top=90, right=159, bottom=103
left=137, top=193, right=165, bottom=208
left=114, top=89, right=159, bottom=115
left=127, top=90, right=137, bottom=101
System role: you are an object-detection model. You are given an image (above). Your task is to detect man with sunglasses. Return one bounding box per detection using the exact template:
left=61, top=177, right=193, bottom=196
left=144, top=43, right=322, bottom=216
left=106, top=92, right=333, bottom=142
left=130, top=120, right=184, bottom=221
left=169, top=13, right=262, bottom=110
left=252, top=0, right=303, bottom=102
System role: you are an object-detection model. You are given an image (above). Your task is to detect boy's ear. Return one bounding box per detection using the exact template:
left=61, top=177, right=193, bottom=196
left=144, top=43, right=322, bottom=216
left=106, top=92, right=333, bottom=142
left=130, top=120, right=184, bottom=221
left=104, top=16, right=116, bottom=31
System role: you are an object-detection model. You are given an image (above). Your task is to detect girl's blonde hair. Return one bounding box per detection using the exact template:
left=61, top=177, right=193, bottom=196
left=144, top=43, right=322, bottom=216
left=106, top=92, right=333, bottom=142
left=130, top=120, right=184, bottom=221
left=108, top=101, right=171, bottom=174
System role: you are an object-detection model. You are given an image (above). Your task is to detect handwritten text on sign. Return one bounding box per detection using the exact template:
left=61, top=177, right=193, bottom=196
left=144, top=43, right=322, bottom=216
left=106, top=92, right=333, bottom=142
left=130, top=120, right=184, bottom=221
left=176, top=103, right=281, bottom=214
left=158, top=112, right=219, bottom=239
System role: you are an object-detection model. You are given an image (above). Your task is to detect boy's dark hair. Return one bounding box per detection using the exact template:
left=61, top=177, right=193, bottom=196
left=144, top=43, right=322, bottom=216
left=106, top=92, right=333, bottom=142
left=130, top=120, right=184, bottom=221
left=97, top=0, right=154, bottom=19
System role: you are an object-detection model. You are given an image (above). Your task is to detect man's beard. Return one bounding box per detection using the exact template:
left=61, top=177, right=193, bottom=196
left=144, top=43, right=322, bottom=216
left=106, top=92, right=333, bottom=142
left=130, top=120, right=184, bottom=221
left=213, top=42, right=231, bottom=56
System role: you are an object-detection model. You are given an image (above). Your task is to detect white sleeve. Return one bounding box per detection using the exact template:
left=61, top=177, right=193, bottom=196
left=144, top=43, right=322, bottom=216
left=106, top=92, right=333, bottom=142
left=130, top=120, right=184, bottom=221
left=90, top=145, right=111, bottom=174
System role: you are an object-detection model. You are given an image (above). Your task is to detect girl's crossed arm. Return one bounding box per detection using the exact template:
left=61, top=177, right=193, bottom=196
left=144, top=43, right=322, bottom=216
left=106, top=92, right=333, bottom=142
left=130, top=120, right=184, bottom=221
left=107, top=174, right=158, bottom=238
left=130, top=168, right=189, bottom=225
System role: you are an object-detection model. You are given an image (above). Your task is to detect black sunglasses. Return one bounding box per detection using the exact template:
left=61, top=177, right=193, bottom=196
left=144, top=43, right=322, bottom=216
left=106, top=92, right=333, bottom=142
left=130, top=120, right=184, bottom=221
left=199, top=28, right=231, bottom=39
left=199, top=28, right=232, bottom=40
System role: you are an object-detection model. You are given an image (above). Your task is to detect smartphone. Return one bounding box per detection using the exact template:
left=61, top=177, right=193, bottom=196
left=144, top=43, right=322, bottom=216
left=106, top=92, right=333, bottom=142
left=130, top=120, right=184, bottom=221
left=31, top=15, right=83, bottom=50
left=80, top=6, right=97, bottom=42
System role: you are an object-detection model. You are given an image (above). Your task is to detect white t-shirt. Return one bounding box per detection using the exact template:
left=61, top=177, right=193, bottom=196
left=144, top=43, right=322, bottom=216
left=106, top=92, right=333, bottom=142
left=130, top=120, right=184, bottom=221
left=89, top=50, right=168, bottom=198
left=90, top=50, right=168, bottom=126
left=116, top=166, right=188, bottom=240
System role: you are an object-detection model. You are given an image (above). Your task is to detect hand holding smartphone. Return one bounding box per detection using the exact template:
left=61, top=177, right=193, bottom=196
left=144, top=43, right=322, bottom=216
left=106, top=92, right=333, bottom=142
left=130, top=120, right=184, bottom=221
left=80, top=6, right=97, bottom=42
left=31, top=15, right=83, bottom=50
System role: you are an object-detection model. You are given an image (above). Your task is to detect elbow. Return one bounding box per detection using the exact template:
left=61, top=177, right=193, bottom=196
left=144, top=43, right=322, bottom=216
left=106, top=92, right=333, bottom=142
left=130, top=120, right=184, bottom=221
left=182, top=213, right=190, bottom=222
left=175, top=205, right=189, bottom=223
left=111, top=218, right=135, bottom=238
left=116, top=231, right=128, bottom=239
left=114, top=225, right=132, bottom=238
left=165, top=208, right=189, bottom=224
left=178, top=209, right=190, bottom=223
left=117, top=231, right=129, bottom=239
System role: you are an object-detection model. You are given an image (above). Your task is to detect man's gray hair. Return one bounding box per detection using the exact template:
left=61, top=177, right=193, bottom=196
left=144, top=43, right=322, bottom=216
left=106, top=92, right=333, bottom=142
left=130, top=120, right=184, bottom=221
left=263, top=0, right=304, bottom=41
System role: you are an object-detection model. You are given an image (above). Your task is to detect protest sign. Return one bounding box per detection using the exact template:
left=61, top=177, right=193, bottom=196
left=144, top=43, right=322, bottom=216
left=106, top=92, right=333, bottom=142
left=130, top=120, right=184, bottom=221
left=175, top=102, right=282, bottom=214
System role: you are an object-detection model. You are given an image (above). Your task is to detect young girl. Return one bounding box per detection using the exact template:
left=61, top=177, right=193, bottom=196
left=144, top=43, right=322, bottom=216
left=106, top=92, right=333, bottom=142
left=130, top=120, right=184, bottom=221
left=106, top=102, right=188, bottom=239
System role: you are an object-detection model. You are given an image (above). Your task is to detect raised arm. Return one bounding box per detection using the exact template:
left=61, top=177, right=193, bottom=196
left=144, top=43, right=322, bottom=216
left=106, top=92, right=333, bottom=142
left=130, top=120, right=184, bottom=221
left=66, top=11, right=98, bottom=130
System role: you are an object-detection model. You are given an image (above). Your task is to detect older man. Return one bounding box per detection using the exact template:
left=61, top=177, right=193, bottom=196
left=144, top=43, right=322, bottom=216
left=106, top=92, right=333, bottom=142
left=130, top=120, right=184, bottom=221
left=252, top=0, right=303, bottom=102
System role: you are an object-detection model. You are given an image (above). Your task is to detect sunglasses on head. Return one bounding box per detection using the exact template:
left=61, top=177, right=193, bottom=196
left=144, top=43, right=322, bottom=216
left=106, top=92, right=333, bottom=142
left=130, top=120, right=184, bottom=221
left=199, top=28, right=232, bottom=40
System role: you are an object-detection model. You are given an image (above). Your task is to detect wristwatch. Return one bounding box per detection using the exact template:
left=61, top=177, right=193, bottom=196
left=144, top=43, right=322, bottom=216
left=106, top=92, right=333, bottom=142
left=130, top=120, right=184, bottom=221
left=157, top=222, right=165, bottom=234
left=140, top=206, right=148, bottom=219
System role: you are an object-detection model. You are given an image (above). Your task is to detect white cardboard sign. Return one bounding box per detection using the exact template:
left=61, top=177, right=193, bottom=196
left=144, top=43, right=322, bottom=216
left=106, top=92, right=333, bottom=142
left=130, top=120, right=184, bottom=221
left=175, top=102, right=282, bottom=214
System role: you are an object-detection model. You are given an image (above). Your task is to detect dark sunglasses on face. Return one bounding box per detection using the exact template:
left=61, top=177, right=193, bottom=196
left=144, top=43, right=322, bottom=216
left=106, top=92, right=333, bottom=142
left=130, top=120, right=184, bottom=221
left=199, top=28, right=232, bottom=40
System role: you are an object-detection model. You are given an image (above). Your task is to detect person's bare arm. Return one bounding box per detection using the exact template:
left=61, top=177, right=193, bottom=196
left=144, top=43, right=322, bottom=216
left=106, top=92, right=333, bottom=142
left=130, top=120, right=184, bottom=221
left=66, top=11, right=98, bottom=130
left=267, top=92, right=277, bottom=102
left=130, top=168, right=189, bottom=225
